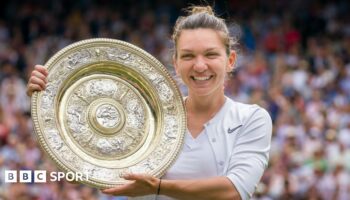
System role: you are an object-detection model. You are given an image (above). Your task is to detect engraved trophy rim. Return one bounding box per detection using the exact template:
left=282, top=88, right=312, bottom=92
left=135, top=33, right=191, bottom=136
left=31, top=38, right=186, bottom=188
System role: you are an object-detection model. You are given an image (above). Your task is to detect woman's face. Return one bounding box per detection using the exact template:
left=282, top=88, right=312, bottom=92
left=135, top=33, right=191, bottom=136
left=173, top=28, right=236, bottom=97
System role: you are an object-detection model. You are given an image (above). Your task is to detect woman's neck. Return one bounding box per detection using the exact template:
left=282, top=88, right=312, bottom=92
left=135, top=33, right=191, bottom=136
left=185, top=93, right=226, bottom=138
left=186, top=93, right=226, bottom=117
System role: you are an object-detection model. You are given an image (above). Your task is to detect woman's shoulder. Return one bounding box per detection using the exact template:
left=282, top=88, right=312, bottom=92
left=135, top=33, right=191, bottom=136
left=225, top=97, right=271, bottom=123
left=226, top=97, right=263, bottom=112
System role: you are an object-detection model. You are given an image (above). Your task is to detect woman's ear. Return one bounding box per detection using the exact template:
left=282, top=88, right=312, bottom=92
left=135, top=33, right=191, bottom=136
left=227, top=50, right=236, bottom=72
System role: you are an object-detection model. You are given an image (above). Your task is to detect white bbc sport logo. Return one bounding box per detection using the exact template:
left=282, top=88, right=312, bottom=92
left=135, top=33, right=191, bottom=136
left=4, top=170, right=88, bottom=183
left=34, top=170, right=47, bottom=182
left=19, top=170, right=32, bottom=183
left=5, top=170, right=17, bottom=183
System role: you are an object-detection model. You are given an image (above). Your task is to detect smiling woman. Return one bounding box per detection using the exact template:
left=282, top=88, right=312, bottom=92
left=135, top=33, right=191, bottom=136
left=26, top=5, right=272, bottom=200
left=173, top=28, right=236, bottom=109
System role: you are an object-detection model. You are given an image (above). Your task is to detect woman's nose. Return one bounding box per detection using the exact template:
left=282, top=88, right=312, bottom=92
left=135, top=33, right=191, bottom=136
left=193, top=56, right=207, bottom=72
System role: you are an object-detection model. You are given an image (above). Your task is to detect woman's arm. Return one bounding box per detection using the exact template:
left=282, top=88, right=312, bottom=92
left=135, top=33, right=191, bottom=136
left=102, top=174, right=241, bottom=200
left=160, top=176, right=241, bottom=200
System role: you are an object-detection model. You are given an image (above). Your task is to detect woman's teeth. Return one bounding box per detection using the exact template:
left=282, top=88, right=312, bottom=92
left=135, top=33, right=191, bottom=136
left=192, top=76, right=211, bottom=81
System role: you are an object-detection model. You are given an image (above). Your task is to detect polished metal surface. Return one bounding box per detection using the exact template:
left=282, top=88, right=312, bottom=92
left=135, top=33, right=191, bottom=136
left=31, top=38, right=186, bottom=188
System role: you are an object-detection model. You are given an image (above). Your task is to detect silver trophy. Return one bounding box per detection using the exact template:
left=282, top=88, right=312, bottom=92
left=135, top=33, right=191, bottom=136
left=31, top=38, right=186, bottom=188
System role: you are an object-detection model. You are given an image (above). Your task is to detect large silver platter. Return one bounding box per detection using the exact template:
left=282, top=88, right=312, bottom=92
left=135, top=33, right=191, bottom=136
left=31, top=38, right=186, bottom=188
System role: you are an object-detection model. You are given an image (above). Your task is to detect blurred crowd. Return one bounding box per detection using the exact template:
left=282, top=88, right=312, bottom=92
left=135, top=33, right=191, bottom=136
left=0, top=0, right=349, bottom=199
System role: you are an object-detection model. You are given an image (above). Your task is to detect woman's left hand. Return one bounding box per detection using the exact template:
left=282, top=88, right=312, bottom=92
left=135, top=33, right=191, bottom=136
left=101, top=173, right=160, bottom=197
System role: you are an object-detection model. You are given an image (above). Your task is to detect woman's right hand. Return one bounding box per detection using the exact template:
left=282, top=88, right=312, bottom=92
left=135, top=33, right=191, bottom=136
left=26, top=65, right=48, bottom=97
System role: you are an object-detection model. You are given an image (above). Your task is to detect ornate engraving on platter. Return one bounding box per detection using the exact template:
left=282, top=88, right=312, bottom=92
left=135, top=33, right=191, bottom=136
left=64, top=78, right=147, bottom=159
left=31, top=38, right=186, bottom=189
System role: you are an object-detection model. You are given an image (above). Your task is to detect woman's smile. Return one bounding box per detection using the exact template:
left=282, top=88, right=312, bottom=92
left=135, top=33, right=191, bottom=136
left=191, top=75, right=213, bottom=81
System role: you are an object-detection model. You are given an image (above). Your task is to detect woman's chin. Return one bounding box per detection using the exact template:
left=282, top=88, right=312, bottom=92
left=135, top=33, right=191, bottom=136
left=188, top=88, right=222, bottom=98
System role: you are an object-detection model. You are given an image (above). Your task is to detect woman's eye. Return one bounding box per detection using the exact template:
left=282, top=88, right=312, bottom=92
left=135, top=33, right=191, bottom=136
left=181, top=54, right=193, bottom=59
left=206, top=53, right=218, bottom=58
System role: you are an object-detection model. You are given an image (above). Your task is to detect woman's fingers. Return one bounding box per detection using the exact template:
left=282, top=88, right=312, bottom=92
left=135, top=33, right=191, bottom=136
left=31, top=70, right=48, bottom=84
left=122, top=173, right=142, bottom=181
left=100, top=174, right=159, bottom=197
left=27, top=66, right=49, bottom=97
left=29, top=75, right=47, bottom=89
left=101, top=184, right=130, bottom=194
left=27, top=76, right=47, bottom=97
left=34, top=65, right=48, bottom=76
left=27, top=83, right=43, bottom=96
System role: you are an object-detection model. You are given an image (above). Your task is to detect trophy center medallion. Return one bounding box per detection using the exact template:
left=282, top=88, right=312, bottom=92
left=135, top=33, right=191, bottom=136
left=88, top=98, right=126, bottom=135
left=96, top=104, right=120, bottom=128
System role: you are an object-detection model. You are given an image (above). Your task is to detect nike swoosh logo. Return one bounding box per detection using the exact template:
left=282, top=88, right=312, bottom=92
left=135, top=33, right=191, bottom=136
left=228, top=125, right=242, bottom=134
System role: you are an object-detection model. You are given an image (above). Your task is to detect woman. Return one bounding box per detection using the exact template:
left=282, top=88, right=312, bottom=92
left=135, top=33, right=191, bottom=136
left=27, top=5, right=272, bottom=200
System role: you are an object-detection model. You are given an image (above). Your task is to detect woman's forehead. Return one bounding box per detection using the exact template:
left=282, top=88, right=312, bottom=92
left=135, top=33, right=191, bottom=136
left=178, top=28, right=221, bottom=37
left=177, top=29, right=225, bottom=50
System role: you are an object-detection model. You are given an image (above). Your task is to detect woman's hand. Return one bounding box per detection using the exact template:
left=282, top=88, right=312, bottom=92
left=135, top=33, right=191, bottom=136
left=101, top=173, right=160, bottom=197
left=26, top=65, right=48, bottom=97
